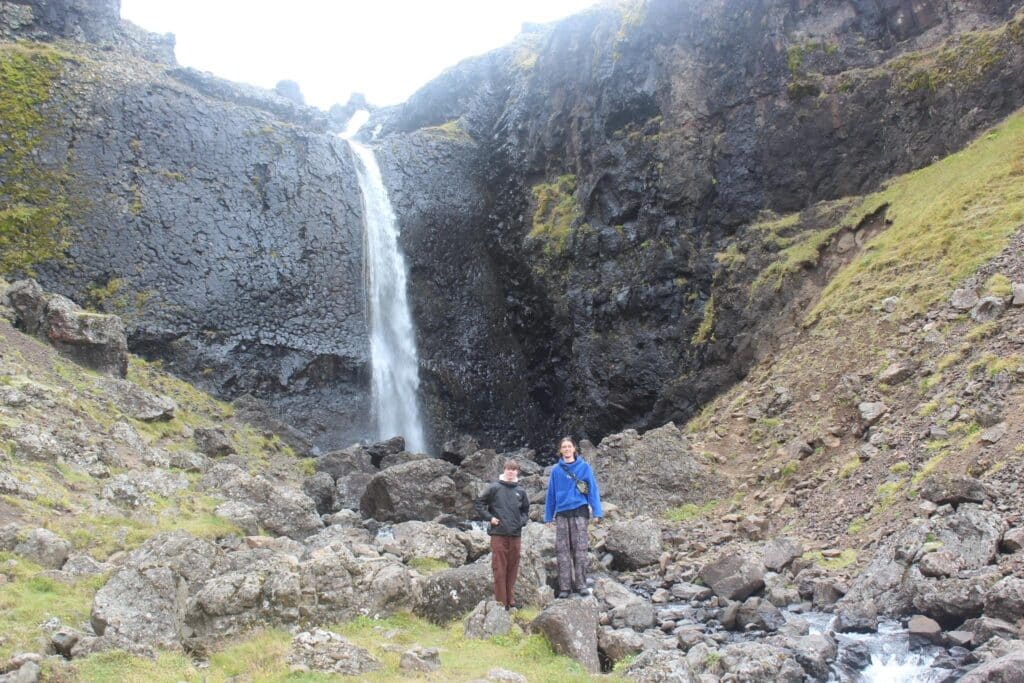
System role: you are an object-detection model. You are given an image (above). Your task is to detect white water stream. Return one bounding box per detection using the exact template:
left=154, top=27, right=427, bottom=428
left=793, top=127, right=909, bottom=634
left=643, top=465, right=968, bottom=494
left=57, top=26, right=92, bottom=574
left=342, top=111, right=427, bottom=453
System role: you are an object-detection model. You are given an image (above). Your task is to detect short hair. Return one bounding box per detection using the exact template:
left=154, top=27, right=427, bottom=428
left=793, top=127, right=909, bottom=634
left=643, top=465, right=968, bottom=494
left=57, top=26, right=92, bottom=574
left=559, top=436, right=577, bottom=450
left=503, top=459, right=520, bottom=471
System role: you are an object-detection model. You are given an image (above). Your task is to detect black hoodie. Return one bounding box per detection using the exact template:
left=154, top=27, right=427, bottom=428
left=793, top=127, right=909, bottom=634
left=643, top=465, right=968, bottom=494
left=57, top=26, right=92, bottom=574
left=474, top=478, right=530, bottom=537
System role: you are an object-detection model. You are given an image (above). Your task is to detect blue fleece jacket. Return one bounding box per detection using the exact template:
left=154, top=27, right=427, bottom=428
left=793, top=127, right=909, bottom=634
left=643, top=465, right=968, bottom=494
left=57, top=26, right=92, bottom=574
left=544, top=457, right=603, bottom=522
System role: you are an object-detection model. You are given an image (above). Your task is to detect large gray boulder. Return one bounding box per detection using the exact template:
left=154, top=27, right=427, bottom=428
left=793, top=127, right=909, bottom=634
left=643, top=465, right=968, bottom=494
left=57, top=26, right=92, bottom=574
left=314, top=445, right=375, bottom=480
left=415, top=558, right=493, bottom=624
left=762, top=537, right=804, bottom=572
left=957, top=650, right=1024, bottom=682
left=587, top=424, right=728, bottom=515
left=624, top=650, right=699, bottom=682
left=463, top=600, right=512, bottom=639
left=531, top=597, right=600, bottom=673
left=605, top=516, right=663, bottom=570
left=6, top=279, right=128, bottom=377
left=920, top=475, right=989, bottom=507
left=698, top=552, right=765, bottom=601
left=360, top=458, right=458, bottom=522
left=201, top=463, right=322, bottom=540
left=388, top=520, right=469, bottom=567
left=985, top=577, right=1024, bottom=624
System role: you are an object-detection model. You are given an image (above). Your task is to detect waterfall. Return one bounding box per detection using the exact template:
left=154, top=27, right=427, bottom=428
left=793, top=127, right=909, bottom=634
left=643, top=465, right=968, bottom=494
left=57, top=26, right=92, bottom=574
left=341, top=111, right=427, bottom=453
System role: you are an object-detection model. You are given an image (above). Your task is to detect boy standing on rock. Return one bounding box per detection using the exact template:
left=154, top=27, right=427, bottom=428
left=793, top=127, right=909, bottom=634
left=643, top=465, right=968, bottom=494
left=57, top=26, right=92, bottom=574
left=475, top=459, right=530, bottom=610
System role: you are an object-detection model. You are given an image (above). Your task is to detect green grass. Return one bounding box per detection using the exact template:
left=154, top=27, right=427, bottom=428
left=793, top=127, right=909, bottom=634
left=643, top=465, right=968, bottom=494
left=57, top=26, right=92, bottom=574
left=982, top=273, right=1013, bottom=297
left=529, top=175, right=582, bottom=256
left=665, top=500, right=718, bottom=522
left=806, top=108, right=1024, bottom=327
left=838, top=456, right=860, bottom=479
left=803, top=549, right=857, bottom=570
left=407, top=557, right=451, bottom=574
left=423, top=119, right=471, bottom=142
left=0, top=554, right=106, bottom=660
left=691, top=296, right=716, bottom=344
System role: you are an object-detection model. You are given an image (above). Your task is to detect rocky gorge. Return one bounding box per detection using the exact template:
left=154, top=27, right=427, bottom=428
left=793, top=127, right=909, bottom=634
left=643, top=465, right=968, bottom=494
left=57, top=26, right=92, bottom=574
left=1, top=0, right=1024, bottom=680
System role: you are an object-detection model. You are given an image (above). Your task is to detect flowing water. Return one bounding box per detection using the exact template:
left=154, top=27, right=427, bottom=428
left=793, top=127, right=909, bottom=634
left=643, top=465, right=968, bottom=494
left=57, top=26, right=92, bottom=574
left=342, top=111, right=427, bottom=453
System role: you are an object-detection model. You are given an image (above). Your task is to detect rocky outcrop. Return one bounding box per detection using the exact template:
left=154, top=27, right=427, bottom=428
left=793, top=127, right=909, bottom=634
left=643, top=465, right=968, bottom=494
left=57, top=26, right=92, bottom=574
left=531, top=597, right=600, bottom=673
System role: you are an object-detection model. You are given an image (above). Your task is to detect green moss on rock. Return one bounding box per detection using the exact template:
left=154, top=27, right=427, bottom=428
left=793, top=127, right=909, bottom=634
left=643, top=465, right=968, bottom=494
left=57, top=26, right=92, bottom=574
left=529, top=174, right=582, bottom=256
left=0, top=43, right=71, bottom=276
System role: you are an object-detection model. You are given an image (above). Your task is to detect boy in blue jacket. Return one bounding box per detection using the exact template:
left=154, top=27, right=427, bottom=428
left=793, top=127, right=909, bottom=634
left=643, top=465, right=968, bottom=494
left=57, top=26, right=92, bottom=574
left=544, top=437, right=602, bottom=597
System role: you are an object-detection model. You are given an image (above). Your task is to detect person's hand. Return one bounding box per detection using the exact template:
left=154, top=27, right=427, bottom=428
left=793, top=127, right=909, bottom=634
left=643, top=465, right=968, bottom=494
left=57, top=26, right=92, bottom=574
left=491, top=517, right=500, bottom=526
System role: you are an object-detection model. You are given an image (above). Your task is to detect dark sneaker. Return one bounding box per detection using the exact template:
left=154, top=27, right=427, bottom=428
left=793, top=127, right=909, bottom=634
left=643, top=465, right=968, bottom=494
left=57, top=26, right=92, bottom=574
left=576, top=587, right=592, bottom=596
left=557, top=591, right=570, bottom=599
left=507, top=603, right=520, bottom=610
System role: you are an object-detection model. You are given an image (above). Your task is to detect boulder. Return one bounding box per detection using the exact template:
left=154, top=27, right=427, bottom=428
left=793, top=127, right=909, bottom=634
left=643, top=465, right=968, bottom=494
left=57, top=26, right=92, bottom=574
left=100, top=470, right=187, bottom=509
left=587, top=423, right=728, bottom=515
left=1001, top=527, right=1024, bottom=553
left=463, top=600, right=512, bottom=639
left=858, top=402, right=888, bottom=427
left=980, top=422, right=1008, bottom=444
left=457, top=449, right=506, bottom=480
left=193, top=428, right=235, bottom=457
left=624, top=650, right=698, bottom=682
left=531, top=597, right=600, bottom=673
left=971, top=296, right=1006, bottom=322
left=957, top=650, right=1024, bottom=683
left=14, top=528, right=70, bottom=569
left=334, top=472, right=374, bottom=511
left=835, top=599, right=878, bottom=633
left=201, top=463, right=322, bottom=540
left=302, top=472, right=336, bottom=515
left=389, top=520, right=468, bottom=567
left=7, top=279, right=128, bottom=377
left=379, top=451, right=429, bottom=469
left=314, top=445, right=375, bottom=480
left=913, top=573, right=997, bottom=628
left=985, top=577, right=1024, bottom=624
left=1012, top=282, right=1024, bottom=306
left=598, top=626, right=644, bottom=663
left=762, top=537, right=803, bottom=572
left=440, top=435, right=480, bottom=465
left=698, top=552, right=765, bottom=601
left=365, top=436, right=406, bottom=467
left=360, top=458, right=457, bottom=523
left=286, top=629, right=381, bottom=675
left=792, top=633, right=838, bottom=680
left=604, top=517, right=662, bottom=570
left=951, top=288, right=980, bottom=310
left=712, top=642, right=804, bottom=681
left=878, top=362, right=914, bottom=385
left=415, top=558, right=493, bottom=623
left=920, top=475, right=988, bottom=506
left=671, top=582, right=713, bottom=602
left=736, top=597, right=785, bottom=632
left=965, top=617, right=1020, bottom=646
left=908, top=614, right=942, bottom=647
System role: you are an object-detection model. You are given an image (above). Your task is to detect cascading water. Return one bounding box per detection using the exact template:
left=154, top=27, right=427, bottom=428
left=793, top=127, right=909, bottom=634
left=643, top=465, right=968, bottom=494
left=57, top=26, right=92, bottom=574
left=342, top=111, right=427, bottom=453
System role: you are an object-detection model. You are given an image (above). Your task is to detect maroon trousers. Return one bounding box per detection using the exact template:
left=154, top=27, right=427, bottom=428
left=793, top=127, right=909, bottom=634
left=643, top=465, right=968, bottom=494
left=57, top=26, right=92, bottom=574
left=490, top=535, right=522, bottom=607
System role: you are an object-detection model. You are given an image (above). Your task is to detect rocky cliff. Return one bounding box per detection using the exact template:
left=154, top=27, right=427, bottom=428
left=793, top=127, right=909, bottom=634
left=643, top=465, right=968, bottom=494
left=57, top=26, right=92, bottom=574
left=3, top=0, right=1024, bottom=454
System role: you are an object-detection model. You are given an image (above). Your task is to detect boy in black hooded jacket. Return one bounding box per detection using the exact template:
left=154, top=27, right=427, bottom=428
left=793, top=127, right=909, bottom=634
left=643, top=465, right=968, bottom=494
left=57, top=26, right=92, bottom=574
left=474, top=459, right=530, bottom=609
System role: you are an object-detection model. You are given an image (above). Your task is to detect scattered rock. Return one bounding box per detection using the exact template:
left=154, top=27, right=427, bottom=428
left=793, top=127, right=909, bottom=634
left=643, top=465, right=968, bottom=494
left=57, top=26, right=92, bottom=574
left=985, top=577, right=1024, bottom=624
left=1012, top=282, right=1024, bottom=306
left=1001, top=527, right=1024, bottom=553
left=201, top=463, right=322, bottom=540
left=598, top=626, right=644, bottom=663
left=835, top=599, right=877, bottom=633
left=286, top=629, right=381, bottom=676
left=763, top=537, right=804, bottom=572
left=399, top=646, right=441, bottom=673
left=979, top=422, right=1008, bottom=444
left=14, top=528, right=70, bottom=569
left=957, top=650, right=1024, bottom=682
left=857, top=402, right=888, bottom=427
left=920, top=475, right=989, bottom=506
left=736, top=596, right=785, bottom=632
left=971, top=296, right=1006, bottom=322
left=193, top=428, right=235, bottom=457
left=878, top=362, right=914, bottom=385
left=951, top=288, right=980, bottom=310
left=440, top=434, right=480, bottom=465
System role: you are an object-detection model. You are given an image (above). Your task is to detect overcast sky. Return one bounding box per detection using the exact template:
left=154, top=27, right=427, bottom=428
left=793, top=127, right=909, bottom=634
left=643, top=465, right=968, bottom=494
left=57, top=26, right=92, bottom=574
left=120, top=0, right=598, bottom=110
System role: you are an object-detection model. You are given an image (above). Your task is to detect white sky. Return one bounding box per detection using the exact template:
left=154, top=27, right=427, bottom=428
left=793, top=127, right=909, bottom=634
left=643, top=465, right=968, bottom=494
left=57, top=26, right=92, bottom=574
left=120, top=0, right=599, bottom=110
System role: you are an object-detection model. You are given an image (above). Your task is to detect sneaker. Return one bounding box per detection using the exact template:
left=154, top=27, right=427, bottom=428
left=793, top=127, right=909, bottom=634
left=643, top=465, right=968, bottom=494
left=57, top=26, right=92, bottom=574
left=576, top=587, right=592, bottom=596
left=557, top=591, right=570, bottom=599
left=507, top=603, right=520, bottom=611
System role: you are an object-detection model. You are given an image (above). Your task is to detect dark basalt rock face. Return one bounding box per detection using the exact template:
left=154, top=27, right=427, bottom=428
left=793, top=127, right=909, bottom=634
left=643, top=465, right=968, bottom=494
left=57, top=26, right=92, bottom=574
left=376, top=0, right=1024, bottom=448
left=2, top=0, right=373, bottom=448
left=4, top=0, right=1024, bottom=451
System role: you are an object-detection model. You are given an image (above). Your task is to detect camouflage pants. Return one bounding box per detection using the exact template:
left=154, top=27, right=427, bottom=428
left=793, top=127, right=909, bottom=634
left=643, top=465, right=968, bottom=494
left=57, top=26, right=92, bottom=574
left=554, top=515, right=589, bottom=593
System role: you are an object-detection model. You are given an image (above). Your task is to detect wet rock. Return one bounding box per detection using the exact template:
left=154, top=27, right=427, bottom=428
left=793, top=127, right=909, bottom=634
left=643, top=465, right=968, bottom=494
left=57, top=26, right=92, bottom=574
left=763, top=537, right=803, bottom=572
left=605, top=516, right=662, bottom=570
left=193, top=428, right=235, bottom=457
left=286, top=629, right=381, bottom=675
left=415, top=558, right=492, bottom=623
left=464, top=600, right=512, bottom=639
left=14, top=528, right=70, bottom=569
left=908, top=614, right=942, bottom=647
left=532, top=597, right=600, bottom=673
left=835, top=599, right=878, bottom=633
left=360, top=458, right=458, bottom=523
left=399, top=646, right=441, bottom=673
left=736, top=597, right=785, bottom=632
left=698, top=552, right=765, bottom=601
left=7, top=279, right=128, bottom=377
left=920, top=475, right=989, bottom=506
